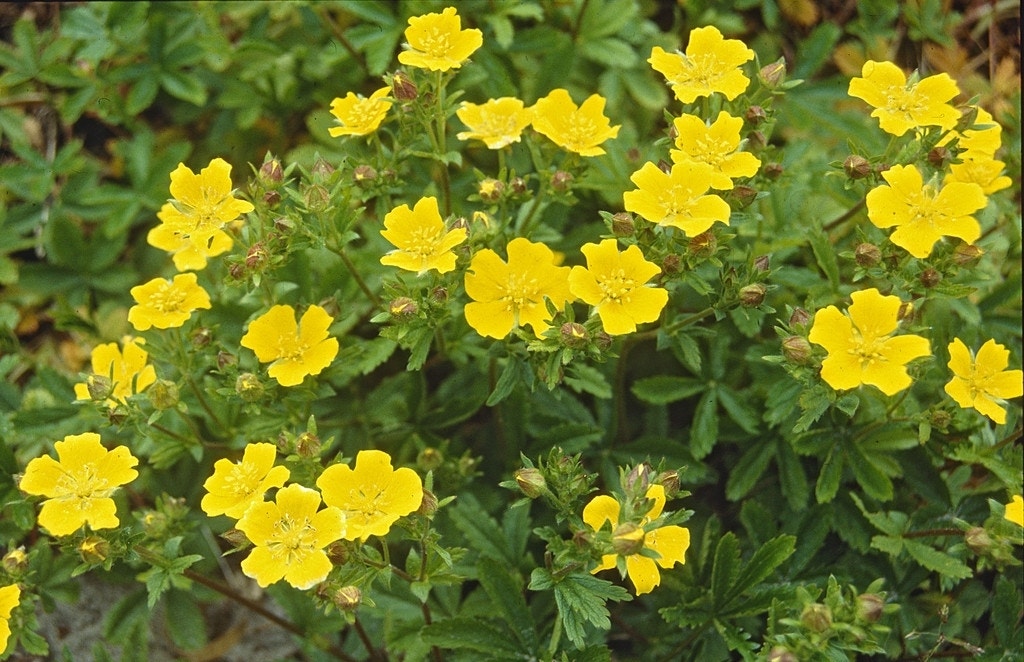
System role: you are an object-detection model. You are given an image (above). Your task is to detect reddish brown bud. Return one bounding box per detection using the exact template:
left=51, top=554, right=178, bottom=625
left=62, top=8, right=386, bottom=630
left=389, top=297, right=418, bottom=318
left=745, top=105, right=767, bottom=125
left=514, top=468, right=546, bottom=498
left=740, top=283, right=767, bottom=307
left=478, top=178, right=504, bottom=202
left=789, top=307, right=811, bottom=328
left=801, top=603, right=833, bottom=633
left=731, top=185, right=758, bottom=208
left=856, top=593, right=885, bottom=623
left=928, top=146, right=952, bottom=169
left=753, top=254, right=771, bottom=273
left=332, top=585, right=363, bottom=611
left=920, top=268, right=942, bottom=289
left=844, top=155, right=872, bottom=179
left=611, top=212, right=635, bottom=237
left=953, top=243, right=984, bottom=266
left=551, top=170, right=574, bottom=192
left=661, top=253, right=682, bottom=276
left=418, top=489, right=438, bottom=516
left=688, top=230, right=717, bottom=258
left=759, top=58, right=787, bottom=88
left=782, top=335, right=812, bottom=364
left=764, top=162, right=784, bottom=180
left=391, top=71, right=418, bottom=100
left=259, top=157, right=284, bottom=185
left=854, top=242, right=881, bottom=267
left=353, top=164, right=378, bottom=184
left=746, top=130, right=767, bottom=151
left=560, top=322, right=589, bottom=349
left=510, top=176, right=528, bottom=196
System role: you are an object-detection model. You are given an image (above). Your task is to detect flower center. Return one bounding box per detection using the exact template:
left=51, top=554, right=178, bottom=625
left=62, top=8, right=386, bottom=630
left=501, top=272, right=541, bottom=313
left=56, top=463, right=109, bottom=499
left=686, top=53, right=725, bottom=88
left=849, top=332, right=887, bottom=368
left=598, top=268, right=636, bottom=304
left=277, top=333, right=310, bottom=363
left=564, top=113, right=597, bottom=149
left=403, top=225, right=447, bottom=261
left=691, top=134, right=731, bottom=168
left=224, top=463, right=263, bottom=498
left=885, top=85, right=926, bottom=119
left=348, top=98, right=383, bottom=127
left=418, top=28, right=453, bottom=57
left=266, top=514, right=318, bottom=563
left=150, top=282, right=189, bottom=313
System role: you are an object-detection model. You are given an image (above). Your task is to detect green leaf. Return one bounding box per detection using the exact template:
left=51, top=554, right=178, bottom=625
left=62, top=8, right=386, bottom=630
left=725, top=440, right=774, bottom=501
left=487, top=356, right=523, bottom=407
left=717, top=386, right=761, bottom=434
left=902, top=540, right=972, bottom=580
left=554, top=573, right=631, bottom=649
left=846, top=442, right=894, bottom=501
left=671, top=331, right=702, bottom=375
left=448, top=495, right=519, bottom=567
left=564, top=363, right=612, bottom=399
left=164, top=589, right=207, bottom=651
left=815, top=444, right=843, bottom=503
left=477, top=557, right=538, bottom=652
left=776, top=440, right=810, bottom=510
left=729, top=535, right=796, bottom=602
left=578, top=37, right=638, bottom=67
left=808, top=227, right=840, bottom=293
left=421, top=617, right=526, bottom=658
left=993, top=574, right=1021, bottom=648
left=631, top=375, right=705, bottom=405
left=690, top=389, right=719, bottom=459
left=710, top=533, right=742, bottom=606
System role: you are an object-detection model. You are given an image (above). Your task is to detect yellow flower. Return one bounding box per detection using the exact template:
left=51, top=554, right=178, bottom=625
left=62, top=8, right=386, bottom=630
left=0, top=584, right=19, bottom=653
left=328, top=87, right=392, bottom=137
left=237, top=484, right=345, bottom=589
left=201, top=443, right=291, bottom=519
left=464, top=237, right=573, bottom=339
left=240, top=304, right=340, bottom=387
left=569, top=239, right=668, bottom=336
left=128, top=272, right=212, bottom=331
left=583, top=485, right=690, bottom=595
left=808, top=288, right=931, bottom=396
left=648, top=26, right=754, bottom=104
left=944, top=338, right=1023, bottom=425
left=848, top=60, right=961, bottom=137
left=317, top=450, right=423, bottom=541
left=945, top=157, right=1012, bottom=195
left=1005, top=495, right=1024, bottom=528
left=19, top=433, right=139, bottom=537
left=531, top=88, right=620, bottom=157
left=380, top=196, right=467, bottom=275
left=148, top=158, right=254, bottom=271
left=456, top=97, right=533, bottom=149
left=866, top=164, right=987, bottom=259
left=397, top=6, right=483, bottom=72
left=622, top=161, right=731, bottom=235
left=74, top=337, right=157, bottom=407
left=670, top=111, right=761, bottom=190
left=955, top=107, right=1003, bottom=157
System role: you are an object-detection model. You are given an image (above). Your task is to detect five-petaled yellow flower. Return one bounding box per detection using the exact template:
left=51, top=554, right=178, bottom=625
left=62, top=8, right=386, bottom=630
left=148, top=158, right=254, bottom=271
left=456, top=97, right=533, bottom=149
left=201, top=443, right=291, bottom=519
left=128, top=272, right=212, bottom=331
left=19, top=433, right=139, bottom=537
left=623, top=161, right=731, bottom=235
left=380, top=196, right=467, bottom=275
left=464, top=237, right=573, bottom=339
left=569, top=239, right=668, bottom=336
left=648, top=26, right=754, bottom=104
left=74, top=337, right=157, bottom=408
left=531, top=88, right=620, bottom=157
left=240, top=304, right=340, bottom=387
left=808, top=288, right=931, bottom=396
left=397, top=6, right=483, bottom=72
left=866, top=164, right=987, bottom=259
left=0, top=584, right=18, bottom=653
left=236, top=484, right=345, bottom=589
left=943, top=107, right=1011, bottom=194
left=847, top=60, right=961, bottom=137
left=1005, top=495, right=1024, bottom=528
left=583, top=484, right=690, bottom=595
left=317, top=450, right=424, bottom=541
left=671, top=111, right=761, bottom=190
left=328, top=87, right=392, bottom=138
left=944, top=338, right=1023, bottom=425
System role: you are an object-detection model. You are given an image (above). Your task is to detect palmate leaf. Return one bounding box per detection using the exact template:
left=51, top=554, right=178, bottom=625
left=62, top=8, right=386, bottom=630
left=421, top=616, right=533, bottom=660
left=552, top=573, right=631, bottom=649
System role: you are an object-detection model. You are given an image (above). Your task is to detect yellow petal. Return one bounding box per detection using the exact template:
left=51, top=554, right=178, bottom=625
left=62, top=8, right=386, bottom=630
left=625, top=554, right=661, bottom=594
left=583, top=495, right=621, bottom=531
left=647, top=525, right=690, bottom=569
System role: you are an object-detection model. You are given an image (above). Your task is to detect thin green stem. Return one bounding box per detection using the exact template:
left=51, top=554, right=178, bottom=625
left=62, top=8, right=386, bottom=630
left=547, top=610, right=563, bottom=656
left=353, top=616, right=384, bottom=661
left=434, top=70, right=452, bottom=216
left=902, top=528, right=962, bottom=539
left=822, top=197, right=866, bottom=232
left=328, top=243, right=382, bottom=308
left=660, top=619, right=713, bottom=662
left=517, top=185, right=547, bottom=237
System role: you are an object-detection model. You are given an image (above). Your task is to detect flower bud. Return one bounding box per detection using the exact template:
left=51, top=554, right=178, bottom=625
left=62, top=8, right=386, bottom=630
left=740, top=283, right=767, bottom=307
left=510, top=176, right=528, bottom=196
left=389, top=297, right=418, bottom=318
left=753, top=254, right=771, bottom=273
left=228, top=262, right=246, bottom=281
left=626, top=147, right=642, bottom=163
left=333, top=585, right=363, bottom=612
left=478, top=178, right=504, bottom=203
left=551, top=170, right=573, bottom=192
left=965, top=526, right=993, bottom=556
left=800, top=603, right=833, bottom=633
left=431, top=286, right=449, bottom=303
left=246, top=243, right=269, bottom=271
left=764, top=162, right=784, bottom=180
left=897, top=300, right=914, bottom=322
left=235, top=373, right=264, bottom=402
left=326, top=541, right=350, bottom=564
left=141, top=510, right=169, bottom=536
left=856, top=593, right=885, bottom=623
left=688, top=230, right=717, bottom=258
left=221, top=528, right=251, bottom=549
left=789, top=307, right=811, bottom=329
left=930, top=409, right=952, bottom=429
left=148, top=380, right=179, bottom=410
left=953, top=243, right=984, bottom=266
left=311, top=157, right=335, bottom=183
left=611, top=523, right=645, bottom=556
left=746, top=130, right=767, bottom=151
left=514, top=468, right=546, bottom=498
left=843, top=155, right=872, bottom=180
left=594, top=331, right=613, bottom=351
left=391, top=71, right=418, bottom=100
left=353, top=164, right=378, bottom=184
left=85, top=374, right=113, bottom=401
left=625, top=462, right=653, bottom=494
left=418, top=489, right=439, bottom=517
left=217, top=351, right=237, bottom=370
left=79, top=536, right=109, bottom=564
left=661, top=253, right=682, bottom=276
left=928, top=146, right=952, bottom=169
left=854, top=242, right=881, bottom=267
left=262, top=190, right=281, bottom=206
left=920, top=268, right=942, bottom=289
left=303, top=183, right=331, bottom=211
left=259, top=157, right=284, bottom=186
left=611, top=212, right=635, bottom=237
left=782, top=335, right=812, bottom=364
left=731, top=185, right=758, bottom=208
left=745, top=105, right=767, bottom=125
left=759, top=58, right=787, bottom=88
left=560, top=322, right=589, bottom=349
left=417, top=447, right=444, bottom=471
left=2, top=548, right=28, bottom=575
left=655, top=470, right=680, bottom=498
left=295, top=432, right=321, bottom=458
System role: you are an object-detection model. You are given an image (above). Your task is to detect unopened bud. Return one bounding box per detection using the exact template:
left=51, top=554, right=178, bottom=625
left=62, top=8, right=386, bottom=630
left=228, top=262, right=246, bottom=280
left=295, top=432, right=321, bottom=458
left=311, top=158, right=335, bottom=183
left=391, top=71, right=418, bottom=101
left=510, top=176, right=528, bottom=196
left=753, top=254, right=771, bottom=273
left=789, top=307, right=811, bottom=328
left=745, top=105, right=767, bottom=125
left=611, top=212, right=635, bottom=237
left=856, top=593, right=885, bottom=623
left=514, top=468, right=546, bottom=498
left=2, top=548, right=28, bottom=574
left=418, top=489, right=438, bottom=516
left=478, top=178, right=504, bottom=202
left=689, top=230, right=717, bottom=258
left=897, top=301, right=914, bottom=322
left=782, top=335, right=812, bottom=364
left=953, top=243, right=983, bottom=266
left=759, top=58, right=787, bottom=88
left=801, top=603, right=833, bottom=633
left=235, top=373, right=264, bottom=402
left=594, top=331, right=613, bottom=351
left=303, top=183, right=330, bottom=210
left=333, top=585, right=362, bottom=611
left=246, top=243, right=269, bottom=270
left=551, top=170, right=573, bottom=192
left=79, top=536, right=109, bottom=564
left=844, top=154, right=872, bottom=179
left=560, top=322, right=589, bottom=349
left=854, top=242, right=881, bottom=267
left=417, top=447, right=444, bottom=471
left=920, top=268, right=942, bottom=289
left=389, top=297, right=418, bottom=318
left=217, top=351, right=237, bottom=370
left=221, top=528, right=251, bottom=549
left=965, top=526, right=993, bottom=555
left=259, top=157, right=284, bottom=185
left=746, top=130, right=767, bottom=151
left=731, top=185, right=758, bottom=208
left=655, top=470, right=680, bottom=498
left=353, top=164, right=378, bottom=184
left=611, top=523, right=646, bottom=556
left=148, top=380, right=179, bottom=410
left=930, top=409, right=952, bottom=429
left=262, top=190, right=281, bottom=206
left=85, top=374, right=113, bottom=401
left=326, top=541, right=350, bottom=564
left=740, top=283, right=767, bottom=307
left=431, top=286, right=448, bottom=303
left=625, top=463, right=653, bottom=493
left=928, top=146, right=952, bottom=169
left=764, top=162, right=784, bottom=180
left=661, top=253, right=682, bottom=276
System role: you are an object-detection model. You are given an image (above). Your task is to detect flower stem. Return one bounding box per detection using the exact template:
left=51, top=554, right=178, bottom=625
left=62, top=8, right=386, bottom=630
left=547, top=610, right=563, bottom=656
left=434, top=70, right=452, bottom=216
left=329, top=243, right=382, bottom=308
